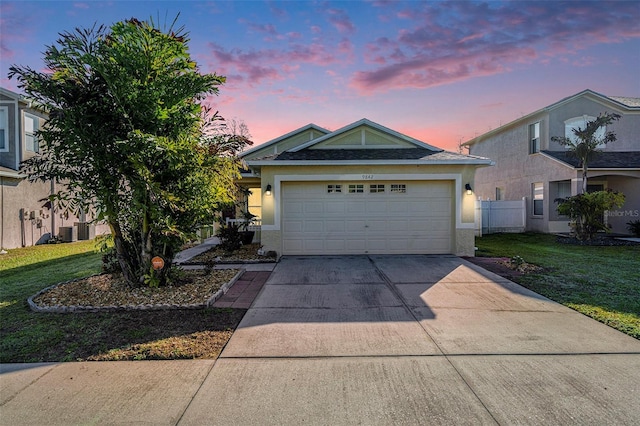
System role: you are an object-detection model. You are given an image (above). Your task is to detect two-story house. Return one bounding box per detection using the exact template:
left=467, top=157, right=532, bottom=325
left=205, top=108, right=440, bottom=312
left=1, top=87, right=104, bottom=250
left=463, top=89, right=640, bottom=235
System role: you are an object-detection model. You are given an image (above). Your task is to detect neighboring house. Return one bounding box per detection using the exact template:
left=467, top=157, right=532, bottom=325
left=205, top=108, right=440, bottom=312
left=463, top=89, right=640, bottom=235
left=0, top=87, right=104, bottom=250
left=239, top=118, right=492, bottom=257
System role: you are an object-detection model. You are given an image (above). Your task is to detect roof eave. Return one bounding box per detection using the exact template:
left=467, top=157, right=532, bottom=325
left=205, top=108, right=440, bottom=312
left=245, top=159, right=494, bottom=167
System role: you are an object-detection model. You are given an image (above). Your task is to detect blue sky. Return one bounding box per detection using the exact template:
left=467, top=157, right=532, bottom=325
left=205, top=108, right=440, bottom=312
left=2, top=0, right=639, bottom=151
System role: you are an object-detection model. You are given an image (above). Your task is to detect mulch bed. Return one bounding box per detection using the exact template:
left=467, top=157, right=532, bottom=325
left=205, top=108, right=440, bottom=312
left=29, top=269, right=240, bottom=312
left=464, top=257, right=544, bottom=281
left=184, top=243, right=276, bottom=264
left=556, top=234, right=640, bottom=246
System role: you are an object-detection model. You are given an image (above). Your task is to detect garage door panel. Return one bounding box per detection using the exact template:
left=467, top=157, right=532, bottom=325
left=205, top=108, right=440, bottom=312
left=283, top=220, right=304, bottom=232
left=283, top=203, right=304, bottom=215
left=346, top=201, right=366, bottom=214
left=304, top=221, right=324, bottom=232
left=346, top=239, right=366, bottom=251
left=388, top=201, right=408, bottom=213
left=326, top=202, right=346, bottom=214
left=325, top=220, right=346, bottom=232
left=281, top=181, right=453, bottom=255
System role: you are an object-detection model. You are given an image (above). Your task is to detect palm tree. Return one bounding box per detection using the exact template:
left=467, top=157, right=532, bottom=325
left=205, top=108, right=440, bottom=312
left=551, top=112, right=620, bottom=194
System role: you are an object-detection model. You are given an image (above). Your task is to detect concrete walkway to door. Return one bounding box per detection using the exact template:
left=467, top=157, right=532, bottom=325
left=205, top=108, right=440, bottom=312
left=180, top=255, right=640, bottom=425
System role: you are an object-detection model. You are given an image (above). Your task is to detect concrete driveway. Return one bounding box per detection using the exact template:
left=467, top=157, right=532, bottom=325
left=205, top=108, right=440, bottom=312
left=180, top=255, right=640, bottom=425
left=3, top=255, right=639, bottom=425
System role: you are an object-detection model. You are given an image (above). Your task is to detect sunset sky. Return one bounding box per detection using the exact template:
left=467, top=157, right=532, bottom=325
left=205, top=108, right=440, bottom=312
left=2, top=1, right=639, bottom=151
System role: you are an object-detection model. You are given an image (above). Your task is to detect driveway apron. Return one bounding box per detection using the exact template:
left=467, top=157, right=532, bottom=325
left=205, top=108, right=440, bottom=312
left=179, top=255, right=640, bottom=425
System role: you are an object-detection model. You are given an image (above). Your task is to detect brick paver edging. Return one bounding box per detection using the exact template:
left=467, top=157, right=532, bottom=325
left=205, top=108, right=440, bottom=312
left=27, top=269, right=245, bottom=313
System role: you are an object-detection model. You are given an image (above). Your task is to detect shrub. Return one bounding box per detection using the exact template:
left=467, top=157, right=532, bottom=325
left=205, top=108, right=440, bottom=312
left=627, top=220, right=640, bottom=237
left=556, top=190, right=625, bottom=240
left=216, top=223, right=242, bottom=252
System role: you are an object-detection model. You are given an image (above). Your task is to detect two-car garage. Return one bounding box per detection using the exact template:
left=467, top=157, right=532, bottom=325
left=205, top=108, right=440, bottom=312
left=280, top=180, right=453, bottom=255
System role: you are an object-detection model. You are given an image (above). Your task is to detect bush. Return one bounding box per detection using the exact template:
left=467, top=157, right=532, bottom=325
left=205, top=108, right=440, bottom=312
left=627, top=220, right=640, bottom=237
left=556, top=190, right=625, bottom=240
left=216, top=223, right=242, bottom=252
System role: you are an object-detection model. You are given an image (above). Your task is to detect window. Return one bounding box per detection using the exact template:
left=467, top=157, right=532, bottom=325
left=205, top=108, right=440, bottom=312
left=348, top=184, right=364, bottom=193
left=327, top=184, right=342, bottom=193
left=529, top=122, right=540, bottom=154
left=564, top=116, right=606, bottom=148
left=369, top=184, right=385, bottom=193
left=25, top=114, right=39, bottom=153
left=496, top=187, right=504, bottom=201
left=390, top=184, right=406, bottom=193
left=557, top=181, right=571, bottom=199
left=532, top=182, right=543, bottom=216
left=0, top=107, right=7, bottom=151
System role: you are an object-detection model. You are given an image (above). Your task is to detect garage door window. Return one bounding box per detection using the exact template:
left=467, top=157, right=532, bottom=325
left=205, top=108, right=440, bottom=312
left=369, top=184, right=385, bottom=193
left=390, top=184, right=406, bottom=193
left=348, top=184, right=364, bottom=193
left=327, top=184, right=342, bottom=193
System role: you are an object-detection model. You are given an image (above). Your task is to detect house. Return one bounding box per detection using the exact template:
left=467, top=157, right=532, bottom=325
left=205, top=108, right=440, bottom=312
left=238, top=118, right=493, bottom=257
left=0, top=87, right=104, bottom=250
left=463, top=89, right=640, bottom=235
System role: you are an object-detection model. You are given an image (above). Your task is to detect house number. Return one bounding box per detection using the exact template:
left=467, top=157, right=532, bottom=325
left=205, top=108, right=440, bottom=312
left=362, top=174, right=374, bottom=180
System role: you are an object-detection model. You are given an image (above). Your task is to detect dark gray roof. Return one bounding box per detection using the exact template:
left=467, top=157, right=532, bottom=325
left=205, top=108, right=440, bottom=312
left=273, top=148, right=438, bottom=161
left=542, top=151, right=640, bottom=168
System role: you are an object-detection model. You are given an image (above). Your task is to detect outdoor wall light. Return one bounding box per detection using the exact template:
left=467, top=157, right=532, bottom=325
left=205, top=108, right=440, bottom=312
left=465, top=183, right=473, bottom=195
left=265, top=184, right=272, bottom=196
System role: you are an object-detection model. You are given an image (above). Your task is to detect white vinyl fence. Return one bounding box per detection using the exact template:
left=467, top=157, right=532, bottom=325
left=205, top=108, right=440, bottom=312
left=475, top=198, right=526, bottom=236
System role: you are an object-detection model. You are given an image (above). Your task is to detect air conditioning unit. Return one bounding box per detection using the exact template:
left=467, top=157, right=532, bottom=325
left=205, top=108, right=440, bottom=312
left=59, top=226, right=78, bottom=242
left=74, top=222, right=95, bottom=240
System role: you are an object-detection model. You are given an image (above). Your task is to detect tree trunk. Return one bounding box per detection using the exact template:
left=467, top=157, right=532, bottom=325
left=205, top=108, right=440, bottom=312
left=109, top=221, right=137, bottom=285
left=582, top=166, right=588, bottom=194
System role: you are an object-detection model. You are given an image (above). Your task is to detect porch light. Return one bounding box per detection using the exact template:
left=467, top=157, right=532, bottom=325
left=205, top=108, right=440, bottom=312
left=465, top=183, right=473, bottom=195
left=265, top=184, right=272, bottom=196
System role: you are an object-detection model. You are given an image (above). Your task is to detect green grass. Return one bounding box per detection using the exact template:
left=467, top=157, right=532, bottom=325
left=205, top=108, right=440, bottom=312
left=475, top=233, right=640, bottom=338
left=0, top=242, right=244, bottom=362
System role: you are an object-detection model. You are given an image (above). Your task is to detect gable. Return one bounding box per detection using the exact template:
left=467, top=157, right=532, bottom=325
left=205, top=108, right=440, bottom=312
left=311, top=126, right=416, bottom=150
left=241, top=124, right=329, bottom=161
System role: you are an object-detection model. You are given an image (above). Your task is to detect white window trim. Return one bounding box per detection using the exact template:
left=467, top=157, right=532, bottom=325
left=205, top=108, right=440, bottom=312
left=532, top=182, right=544, bottom=217
left=0, top=106, right=8, bottom=152
left=529, top=122, right=540, bottom=154
left=24, top=113, right=39, bottom=153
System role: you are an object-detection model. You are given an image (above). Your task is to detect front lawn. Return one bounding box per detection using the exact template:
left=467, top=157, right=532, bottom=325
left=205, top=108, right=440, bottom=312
left=0, top=241, right=245, bottom=362
left=474, top=233, right=640, bottom=339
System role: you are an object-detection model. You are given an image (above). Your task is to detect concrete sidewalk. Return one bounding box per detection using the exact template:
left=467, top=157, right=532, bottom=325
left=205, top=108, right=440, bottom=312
left=2, top=255, right=639, bottom=425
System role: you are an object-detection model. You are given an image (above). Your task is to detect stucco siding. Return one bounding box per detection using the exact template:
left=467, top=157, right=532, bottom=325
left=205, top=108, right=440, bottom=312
left=548, top=96, right=640, bottom=151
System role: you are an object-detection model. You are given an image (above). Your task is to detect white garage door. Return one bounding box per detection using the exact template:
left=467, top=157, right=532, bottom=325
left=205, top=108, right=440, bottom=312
left=281, top=181, right=453, bottom=255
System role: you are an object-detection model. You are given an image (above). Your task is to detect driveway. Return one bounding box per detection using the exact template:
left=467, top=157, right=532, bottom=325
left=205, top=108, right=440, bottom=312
left=180, top=255, right=640, bottom=425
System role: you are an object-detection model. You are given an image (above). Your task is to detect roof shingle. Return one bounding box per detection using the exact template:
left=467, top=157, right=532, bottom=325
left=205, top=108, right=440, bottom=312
left=542, top=151, right=640, bottom=168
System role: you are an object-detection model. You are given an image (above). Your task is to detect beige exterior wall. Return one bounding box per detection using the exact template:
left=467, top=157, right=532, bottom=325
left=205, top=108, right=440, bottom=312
left=468, top=92, right=640, bottom=235
left=253, top=163, right=479, bottom=257
left=0, top=176, right=109, bottom=250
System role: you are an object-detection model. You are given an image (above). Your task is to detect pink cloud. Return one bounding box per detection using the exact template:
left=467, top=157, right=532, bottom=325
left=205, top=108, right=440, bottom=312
left=207, top=39, right=346, bottom=88
left=0, top=2, right=29, bottom=61
left=350, top=1, right=640, bottom=94
left=325, top=8, right=355, bottom=34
